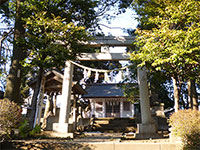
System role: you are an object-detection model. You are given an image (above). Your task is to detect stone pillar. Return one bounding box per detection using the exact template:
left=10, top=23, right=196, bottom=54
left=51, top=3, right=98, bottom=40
left=120, top=101, right=123, bottom=118
left=91, top=100, right=95, bottom=117
left=53, top=61, right=74, bottom=136
left=59, top=61, right=73, bottom=124
left=102, top=101, right=106, bottom=118
left=136, top=67, right=158, bottom=139
left=131, top=103, right=134, bottom=117
left=137, top=67, right=153, bottom=124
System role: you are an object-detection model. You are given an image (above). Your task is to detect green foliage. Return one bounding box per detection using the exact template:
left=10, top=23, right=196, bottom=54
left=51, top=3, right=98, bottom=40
left=131, top=0, right=200, bottom=110
left=18, top=0, right=101, bottom=75
left=29, top=124, right=41, bottom=137
left=131, top=0, right=200, bottom=78
left=119, top=83, right=139, bottom=103
left=0, top=98, right=22, bottom=135
left=18, top=120, right=41, bottom=138
left=169, top=110, right=200, bottom=149
left=23, top=12, right=89, bottom=69
left=18, top=120, right=31, bottom=138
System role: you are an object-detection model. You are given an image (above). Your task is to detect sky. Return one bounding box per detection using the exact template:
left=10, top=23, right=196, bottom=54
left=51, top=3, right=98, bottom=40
left=99, top=8, right=138, bottom=37
left=0, top=7, right=138, bottom=88
left=97, top=8, right=138, bottom=82
left=99, top=8, right=138, bottom=53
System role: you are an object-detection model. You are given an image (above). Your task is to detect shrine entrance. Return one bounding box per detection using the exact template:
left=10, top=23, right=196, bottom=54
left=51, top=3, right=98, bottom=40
left=52, top=36, right=158, bottom=139
left=106, top=101, right=120, bottom=117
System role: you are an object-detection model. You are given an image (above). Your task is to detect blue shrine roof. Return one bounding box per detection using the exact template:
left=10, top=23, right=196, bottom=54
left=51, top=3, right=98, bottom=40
left=82, top=84, right=125, bottom=98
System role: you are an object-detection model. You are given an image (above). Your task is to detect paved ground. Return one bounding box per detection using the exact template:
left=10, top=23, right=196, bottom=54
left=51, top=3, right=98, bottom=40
left=74, top=132, right=122, bottom=142
left=0, top=132, right=181, bottom=150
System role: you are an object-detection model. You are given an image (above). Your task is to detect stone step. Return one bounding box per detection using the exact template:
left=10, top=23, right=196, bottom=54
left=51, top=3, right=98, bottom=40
left=93, top=126, right=136, bottom=133
left=94, top=118, right=137, bottom=123
left=91, top=117, right=138, bottom=133
left=93, top=123, right=136, bottom=128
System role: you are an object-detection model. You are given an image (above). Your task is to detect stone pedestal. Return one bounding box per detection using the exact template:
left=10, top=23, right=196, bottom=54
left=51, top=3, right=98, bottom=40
left=53, top=123, right=74, bottom=138
left=136, top=123, right=160, bottom=139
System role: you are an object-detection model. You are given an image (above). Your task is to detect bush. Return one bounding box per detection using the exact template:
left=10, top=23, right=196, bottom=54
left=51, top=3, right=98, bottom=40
left=0, top=98, right=22, bottom=136
left=18, top=120, right=31, bottom=138
left=18, top=120, right=41, bottom=138
left=29, top=124, right=41, bottom=136
left=169, top=109, right=200, bottom=150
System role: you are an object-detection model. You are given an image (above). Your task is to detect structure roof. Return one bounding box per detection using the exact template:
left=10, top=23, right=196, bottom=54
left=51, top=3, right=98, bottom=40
left=82, top=84, right=125, bottom=98
left=29, top=70, right=87, bottom=94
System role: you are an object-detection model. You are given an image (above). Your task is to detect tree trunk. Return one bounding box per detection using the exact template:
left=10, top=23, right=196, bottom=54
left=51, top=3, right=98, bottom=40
left=4, top=0, right=26, bottom=104
left=187, top=79, right=198, bottom=110
left=191, top=80, right=198, bottom=110
left=187, top=79, right=193, bottom=109
left=0, top=28, right=13, bottom=61
left=172, top=77, right=179, bottom=112
left=29, top=69, right=43, bottom=129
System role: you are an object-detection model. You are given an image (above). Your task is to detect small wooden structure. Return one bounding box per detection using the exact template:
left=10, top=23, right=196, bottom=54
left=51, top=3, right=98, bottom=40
left=29, top=70, right=87, bottom=132
left=83, top=84, right=135, bottom=118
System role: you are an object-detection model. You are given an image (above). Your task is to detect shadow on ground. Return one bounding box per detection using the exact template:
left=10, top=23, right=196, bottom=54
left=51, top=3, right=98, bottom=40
left=0, top=140, right=93, bottom=150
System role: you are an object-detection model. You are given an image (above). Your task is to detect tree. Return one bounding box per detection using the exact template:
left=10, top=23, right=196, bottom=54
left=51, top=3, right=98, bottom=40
left=1, top=0, right=132, bottom=104
left=0, top=0, right=134, bottom=128
left=4, top=0, right=26, bottom=104
left=187, top=79, right=198, bottom=110
left=20, top=0, right=101, bottom=128
left=130, top=0, right=200, bottom=111
left=0, top=0, right=8, bottom=6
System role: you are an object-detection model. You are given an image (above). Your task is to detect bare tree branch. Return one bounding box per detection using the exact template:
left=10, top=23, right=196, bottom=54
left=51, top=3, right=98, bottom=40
left=99, top=23, right=125, bottom=30
left=0, top=28, right=13, bottom=60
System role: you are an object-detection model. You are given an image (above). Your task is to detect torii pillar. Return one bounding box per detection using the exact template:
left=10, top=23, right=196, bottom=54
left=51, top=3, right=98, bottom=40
left=53, top=36, right=157, bottom=139
left=79, top=36, right=158, bottom=139
left=53, top=61, right=74, bottom=138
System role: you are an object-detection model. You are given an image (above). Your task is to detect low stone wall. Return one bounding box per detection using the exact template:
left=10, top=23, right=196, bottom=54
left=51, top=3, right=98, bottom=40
left=86, top=142, right=181, bottom=150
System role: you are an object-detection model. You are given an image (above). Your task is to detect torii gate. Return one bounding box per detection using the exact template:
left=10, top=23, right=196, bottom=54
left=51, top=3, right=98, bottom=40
left=53, top=36, right=158, bottom=139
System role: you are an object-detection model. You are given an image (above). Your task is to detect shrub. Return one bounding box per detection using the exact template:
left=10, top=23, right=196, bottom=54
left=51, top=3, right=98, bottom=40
left=29, top=124, right=41, bottom=136
left=18, top=120, right=41, bottom=138
left=18, top=120, right=31, bottom=138
left=0, top=98, right=22, bottom=136
left=169, top=109, right=200, bottom=150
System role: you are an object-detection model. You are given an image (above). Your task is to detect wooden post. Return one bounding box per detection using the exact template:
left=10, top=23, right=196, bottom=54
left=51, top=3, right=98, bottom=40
left=53, top=93, right=57, bottom=116
left=41, top=94, right=52, bottom=129
left=72, top=94, right=78, bottom=131
left=36, top=75, right=46, bottom=125
left=33, top=74, right=45, bottom=127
